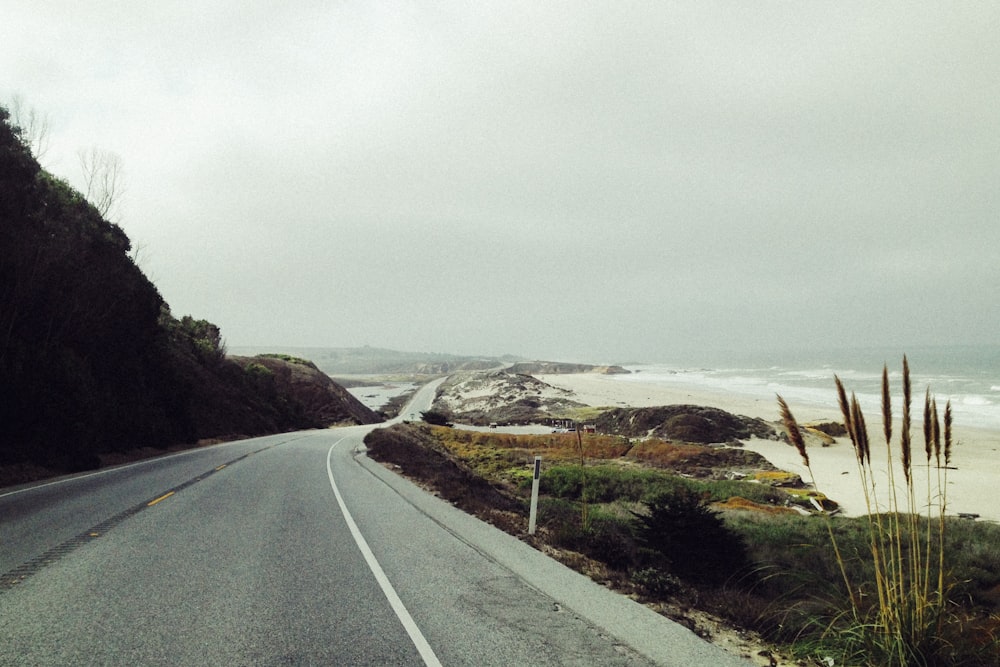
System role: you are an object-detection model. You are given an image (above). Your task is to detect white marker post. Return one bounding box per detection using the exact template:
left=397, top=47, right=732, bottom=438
left=528, top=456, right=541, bottom=535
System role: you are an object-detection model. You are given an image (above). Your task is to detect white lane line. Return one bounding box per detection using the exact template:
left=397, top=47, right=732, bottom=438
left=326, top=441, right=443, bottom=667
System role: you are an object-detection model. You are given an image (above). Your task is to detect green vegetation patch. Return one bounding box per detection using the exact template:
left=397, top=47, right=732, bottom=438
left=259, top=353, right=316, bottom=368
left=364, top=363, right=1000, bottom=666
left=539, top=464, right=677, bottom=503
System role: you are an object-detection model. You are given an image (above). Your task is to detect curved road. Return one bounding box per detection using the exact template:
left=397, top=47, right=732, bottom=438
left=0, top=381, right=750, bottom=666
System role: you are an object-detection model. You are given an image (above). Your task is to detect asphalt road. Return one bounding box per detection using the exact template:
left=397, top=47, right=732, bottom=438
left=0, top=382, right=751, bottom=666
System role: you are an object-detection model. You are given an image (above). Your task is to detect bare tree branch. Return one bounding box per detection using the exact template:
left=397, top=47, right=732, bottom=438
left=78, top=146, right=125, bottom=222
left=8, top=94, right=52, bottom=162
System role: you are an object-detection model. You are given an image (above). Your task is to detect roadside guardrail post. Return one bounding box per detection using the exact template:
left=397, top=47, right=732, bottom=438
left=528, top=456, right=541, bottom=534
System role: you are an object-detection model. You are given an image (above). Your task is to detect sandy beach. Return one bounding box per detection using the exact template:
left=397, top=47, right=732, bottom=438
left=537, top=373, right=1000, bottom=523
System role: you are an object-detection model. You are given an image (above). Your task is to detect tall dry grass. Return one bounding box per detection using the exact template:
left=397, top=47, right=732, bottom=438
left=779, top=357, right=959, bottom=666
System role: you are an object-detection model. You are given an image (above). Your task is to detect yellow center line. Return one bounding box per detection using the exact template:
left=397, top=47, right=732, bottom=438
left=147, top=491, right=175, bottom=506
left=215, top=464, right=226, bottom=471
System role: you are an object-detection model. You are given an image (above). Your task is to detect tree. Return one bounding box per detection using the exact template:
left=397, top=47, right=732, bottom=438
left=78, top=145, right=125, bottom=222
left=632, top=487, right=750, bottom=587
left=8, top=94, right=51, bottom=162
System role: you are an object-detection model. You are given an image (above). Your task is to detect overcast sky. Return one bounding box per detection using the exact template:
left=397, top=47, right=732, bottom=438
left=3, top=2, right=998, bottom=363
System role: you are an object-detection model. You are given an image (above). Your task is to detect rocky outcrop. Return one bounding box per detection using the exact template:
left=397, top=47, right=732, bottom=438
left=595, top=405, right=776, bottom=444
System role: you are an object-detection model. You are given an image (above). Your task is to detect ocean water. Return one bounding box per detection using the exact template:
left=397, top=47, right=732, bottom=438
left=347, top=382, right=419, bottom=412
left=616, top=345, right=1000, bottom=431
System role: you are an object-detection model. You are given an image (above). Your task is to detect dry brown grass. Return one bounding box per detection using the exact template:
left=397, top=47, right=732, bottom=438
left=713, top=496, right=798, bottom=515
left=752, top=471, right=802, bottom=486
left=625, top=439, right=709, bottom=466
left=430, top=427, right=632, bottom=461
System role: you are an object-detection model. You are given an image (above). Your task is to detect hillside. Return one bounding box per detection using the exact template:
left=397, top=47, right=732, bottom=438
left=0, top=106, right=373, bottom=481
left=431, top=369, right=589, bottom=425
left=229, top=354, right=378, bottom=426
left=230, top=345, right=521, bottom=376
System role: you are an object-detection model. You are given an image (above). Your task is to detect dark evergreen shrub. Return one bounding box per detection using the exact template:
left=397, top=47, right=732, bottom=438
left=633, top=487, right=750, bottom=587
left=420, top=410, right=452, bottom=426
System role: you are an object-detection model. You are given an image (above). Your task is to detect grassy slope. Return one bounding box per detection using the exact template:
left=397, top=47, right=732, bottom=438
left=365, top=423, right=1000, bottom=666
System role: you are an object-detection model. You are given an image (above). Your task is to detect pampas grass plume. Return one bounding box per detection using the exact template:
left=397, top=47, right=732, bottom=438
left=777, top=394, right=808, bottom=468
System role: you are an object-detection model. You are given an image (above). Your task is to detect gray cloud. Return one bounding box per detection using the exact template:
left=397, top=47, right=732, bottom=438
left=4, top=2, right=998, bottom=362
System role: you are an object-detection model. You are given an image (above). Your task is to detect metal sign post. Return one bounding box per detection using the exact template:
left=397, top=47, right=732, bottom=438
left=528, top=456, right=541, bottom=535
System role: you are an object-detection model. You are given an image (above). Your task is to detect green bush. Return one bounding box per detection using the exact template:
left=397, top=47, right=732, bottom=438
left=539, top=464, right=790, bottom=507
left=583, top=510, right=638, bottom=570
left=683, top=478, right=788, bottom=505
left=536, top=497, right=587, bottom=548
left=534, top=498, right=638, bottom=570
left=633, top=487, right=751, bottom=587
left=633, top=567, right=682, bottom=598
left=540, top=464, right=682, bottom=503
left=259, top=353, right=313, bottom=367
left=420, top=410, right=452, bottom=426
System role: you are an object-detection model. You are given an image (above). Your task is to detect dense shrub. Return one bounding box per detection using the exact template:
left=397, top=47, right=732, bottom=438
left=632, top=567, right=682, bottom=598
left=534, top=499, right=637, bottom=570
left=583, top=511, right=638, bottom=570
left=536, top=497, right=584, bottom=546
left=420, top=410, right=452, bottom=426
left=540, top=464, right=682, bottom=503
left=538, top=463, right=789, bottom=507
left=633, top=487, right=751, bottom=587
